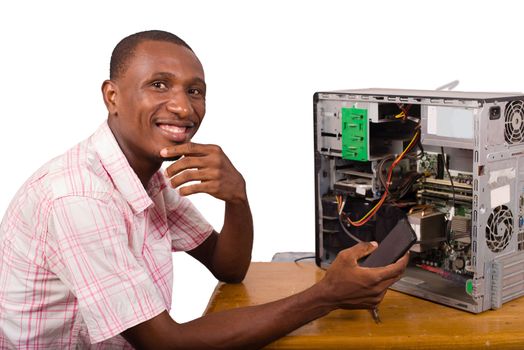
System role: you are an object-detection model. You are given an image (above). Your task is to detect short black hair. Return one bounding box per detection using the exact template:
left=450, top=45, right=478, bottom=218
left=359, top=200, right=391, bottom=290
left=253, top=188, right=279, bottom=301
left=110, top=30, right=193, bottom=80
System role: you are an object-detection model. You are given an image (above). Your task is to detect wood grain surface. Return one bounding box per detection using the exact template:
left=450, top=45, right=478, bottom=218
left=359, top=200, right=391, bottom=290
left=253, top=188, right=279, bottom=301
left=204, top=262, right=524, bottom=349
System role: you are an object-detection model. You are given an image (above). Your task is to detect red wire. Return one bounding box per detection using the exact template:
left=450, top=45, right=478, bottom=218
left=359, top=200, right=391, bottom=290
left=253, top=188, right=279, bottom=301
left=347, top=132, right=419, bottom=227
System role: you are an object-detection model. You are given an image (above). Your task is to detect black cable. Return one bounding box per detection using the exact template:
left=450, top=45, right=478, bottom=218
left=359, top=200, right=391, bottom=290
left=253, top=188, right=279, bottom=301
left=294, top=256, right=316, bottom=263
left=417, top=131, right=425, bottom=155
left=379, top=125, right=423, bottom=199
left=398, top=172, right=423, bottom=199
left=338, top=211, right=363, bottom=243
left=441, top=146, right=457, bottom=243
left=441, top=146, right=456, bottom=210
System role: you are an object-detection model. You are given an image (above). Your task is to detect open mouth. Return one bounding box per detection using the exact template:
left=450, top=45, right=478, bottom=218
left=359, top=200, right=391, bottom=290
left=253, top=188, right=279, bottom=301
left=156, top=123, right=192, bottom=143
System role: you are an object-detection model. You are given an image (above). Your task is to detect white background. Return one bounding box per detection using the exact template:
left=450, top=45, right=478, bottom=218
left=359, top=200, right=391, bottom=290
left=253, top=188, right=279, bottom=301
left=1, top=0, right=523, bottom=323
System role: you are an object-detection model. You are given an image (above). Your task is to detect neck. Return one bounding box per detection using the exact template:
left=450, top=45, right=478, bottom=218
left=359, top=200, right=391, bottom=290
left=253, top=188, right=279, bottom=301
left=127, top=157, right=161, bottom=189
left=108, top=120, right=162, bottom=188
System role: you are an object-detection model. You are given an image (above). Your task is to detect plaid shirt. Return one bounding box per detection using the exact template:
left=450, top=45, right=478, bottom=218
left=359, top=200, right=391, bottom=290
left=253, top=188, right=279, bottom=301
left=0, top=122, right=214, bottom=349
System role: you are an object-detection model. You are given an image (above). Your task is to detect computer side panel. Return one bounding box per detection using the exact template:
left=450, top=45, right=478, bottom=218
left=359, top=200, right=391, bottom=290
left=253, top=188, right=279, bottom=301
left=475, top=99, right=524, bottom=312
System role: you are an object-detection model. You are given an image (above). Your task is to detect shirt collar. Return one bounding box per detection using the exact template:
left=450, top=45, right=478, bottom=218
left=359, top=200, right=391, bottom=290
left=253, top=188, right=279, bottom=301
left=147, top=171, right=169, bottom=198
left=91, top=121, right=156, bottom=214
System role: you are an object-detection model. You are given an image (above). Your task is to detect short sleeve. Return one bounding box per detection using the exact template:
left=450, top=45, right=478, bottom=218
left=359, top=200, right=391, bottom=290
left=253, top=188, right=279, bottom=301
left=46, top=196, right=166, bottom=344
left=163, top=189, right=214, bottom=252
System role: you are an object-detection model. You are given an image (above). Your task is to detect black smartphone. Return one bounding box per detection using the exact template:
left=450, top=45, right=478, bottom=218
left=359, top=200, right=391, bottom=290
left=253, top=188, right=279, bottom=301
left=360, top=217, right=417, bottom=268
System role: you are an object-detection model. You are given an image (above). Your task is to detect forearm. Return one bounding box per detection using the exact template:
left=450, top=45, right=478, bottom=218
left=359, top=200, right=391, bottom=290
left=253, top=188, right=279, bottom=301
left=175, top=282, right=332, bottom=349
left=125, top=242, right=409, bottom=349
left=212, top=198, right=254, bottom=282
left=183, top=288, right=326, bottom=349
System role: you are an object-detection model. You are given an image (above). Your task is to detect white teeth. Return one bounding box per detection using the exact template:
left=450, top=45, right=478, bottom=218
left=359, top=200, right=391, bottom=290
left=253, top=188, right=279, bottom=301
left=159, top=124, right=186, bottom=133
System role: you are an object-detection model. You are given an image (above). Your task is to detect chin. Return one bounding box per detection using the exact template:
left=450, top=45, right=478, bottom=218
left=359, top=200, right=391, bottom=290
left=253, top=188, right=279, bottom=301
left=162, top=155, right=182, bottom=162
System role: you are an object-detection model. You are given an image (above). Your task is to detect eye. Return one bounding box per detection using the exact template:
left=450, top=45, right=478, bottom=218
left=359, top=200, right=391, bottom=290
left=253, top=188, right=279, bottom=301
left=152, top=81, right=167, bottom=89
left=188, top=88, right=204, bottom=97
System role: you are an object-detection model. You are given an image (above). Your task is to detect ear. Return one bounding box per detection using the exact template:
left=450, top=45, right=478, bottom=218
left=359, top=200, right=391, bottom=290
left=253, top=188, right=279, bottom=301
left=101, top=80, right=119, bottom=117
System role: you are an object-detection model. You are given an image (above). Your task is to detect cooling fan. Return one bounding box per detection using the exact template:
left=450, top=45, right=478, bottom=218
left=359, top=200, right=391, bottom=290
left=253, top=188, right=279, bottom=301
left=485, top=205, right=513, bottom=253
left=504, top=100, right=524, bottom=144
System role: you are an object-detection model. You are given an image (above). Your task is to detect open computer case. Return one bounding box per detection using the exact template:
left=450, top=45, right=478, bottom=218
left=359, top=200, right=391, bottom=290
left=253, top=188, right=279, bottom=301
left=314, top=88, right=524, bottom=313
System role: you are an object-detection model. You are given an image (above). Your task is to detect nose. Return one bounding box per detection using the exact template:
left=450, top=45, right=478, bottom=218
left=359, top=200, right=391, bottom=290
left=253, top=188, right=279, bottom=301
left=166, top=90, right=194, bottom=118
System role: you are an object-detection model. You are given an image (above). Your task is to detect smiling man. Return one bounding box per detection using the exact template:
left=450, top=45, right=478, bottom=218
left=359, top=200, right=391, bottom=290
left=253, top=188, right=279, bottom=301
left=0, top=30, right=408, bottom=349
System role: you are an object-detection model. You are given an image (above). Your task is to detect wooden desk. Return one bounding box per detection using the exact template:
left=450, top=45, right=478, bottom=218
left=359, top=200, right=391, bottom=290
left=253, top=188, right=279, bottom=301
left=204, top=262, right=524, bottom=349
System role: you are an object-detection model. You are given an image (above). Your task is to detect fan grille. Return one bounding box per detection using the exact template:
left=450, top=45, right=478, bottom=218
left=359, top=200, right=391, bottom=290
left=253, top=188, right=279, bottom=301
left=504, top=100, right=524, bottom=144
left=485, top=205, right=513, bottom=253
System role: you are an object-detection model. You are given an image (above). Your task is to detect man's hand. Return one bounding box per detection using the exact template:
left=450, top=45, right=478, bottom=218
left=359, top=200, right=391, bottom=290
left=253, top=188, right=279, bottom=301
left=161, top=142, right=253, bottom=284
left=319, top=242, right=409, bottom=310
left=160, top=142, right=247, bottom=204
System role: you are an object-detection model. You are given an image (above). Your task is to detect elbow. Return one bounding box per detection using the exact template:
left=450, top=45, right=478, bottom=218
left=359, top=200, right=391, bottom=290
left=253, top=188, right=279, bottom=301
left=216, top=270, right=248, bottom=284
left=215, top=264, right=250, bottom=284
left=212, top=252, right=251, bottom=283
left=221, top=276, right=245, bottom=284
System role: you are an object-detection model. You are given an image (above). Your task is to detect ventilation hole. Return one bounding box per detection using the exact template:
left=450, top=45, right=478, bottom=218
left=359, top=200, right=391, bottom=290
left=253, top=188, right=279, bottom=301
left=485, top=205, right=513, bottom=253
left=504, top=100, right=524, bottom=144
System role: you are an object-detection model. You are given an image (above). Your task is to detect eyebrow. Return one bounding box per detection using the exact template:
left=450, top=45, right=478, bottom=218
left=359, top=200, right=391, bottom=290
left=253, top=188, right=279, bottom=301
left=151, top=72, right=206, bottom=86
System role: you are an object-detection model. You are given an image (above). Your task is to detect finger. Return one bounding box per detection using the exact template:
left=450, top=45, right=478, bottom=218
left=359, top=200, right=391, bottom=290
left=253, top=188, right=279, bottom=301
left=340, top=291, right=387, bottom=309
left=375, top=272, right=403, bottom=291
left=341, top=241, right=378, bottom=261
left=372, top=289, right=389, bottom=306
left=178, top=182, right=212, bottom=197
left=160, top=142, right=215, bottom=159
left=396, top=252, right=410, bottom=268
left=364, top=289, right=389, bottom=307
left=169, top=169, right=214, bottom=189
left=165, top=156, right=207, bottom=178
left=372, top=253, right=410, bottom=281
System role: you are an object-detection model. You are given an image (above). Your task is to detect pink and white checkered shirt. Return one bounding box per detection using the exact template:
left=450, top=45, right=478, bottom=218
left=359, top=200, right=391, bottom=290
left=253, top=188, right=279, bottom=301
left=0, top=121, right=214, bottom=349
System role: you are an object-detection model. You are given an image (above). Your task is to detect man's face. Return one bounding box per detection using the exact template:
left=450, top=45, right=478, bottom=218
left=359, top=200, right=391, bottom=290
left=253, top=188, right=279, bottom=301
left=106, top=40, right=206, bottom=165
